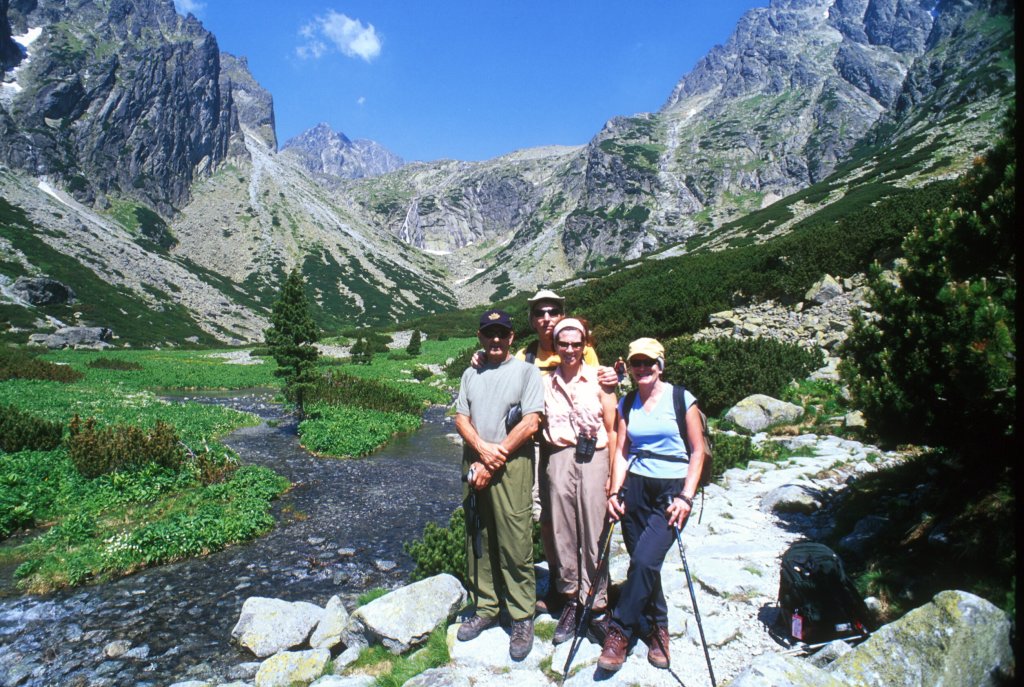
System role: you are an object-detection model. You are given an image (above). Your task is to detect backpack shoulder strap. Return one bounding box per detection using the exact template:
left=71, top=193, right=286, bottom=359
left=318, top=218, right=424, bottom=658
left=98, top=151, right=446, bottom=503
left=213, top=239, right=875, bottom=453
left=524, top=341, right=537, bottom=364
left=672, top=383, right=691, bottom=454
left=622, top=389, right=638, bottom=424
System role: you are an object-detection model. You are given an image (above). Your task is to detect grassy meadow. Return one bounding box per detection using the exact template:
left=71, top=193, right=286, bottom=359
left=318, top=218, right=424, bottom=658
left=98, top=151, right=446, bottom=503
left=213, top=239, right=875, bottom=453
left=0, top=337, right=474, bottom=593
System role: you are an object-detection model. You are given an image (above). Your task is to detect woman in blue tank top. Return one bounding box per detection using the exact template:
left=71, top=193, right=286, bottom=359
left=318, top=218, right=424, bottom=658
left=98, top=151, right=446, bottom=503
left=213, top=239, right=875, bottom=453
left=598, top=337, right=708, bottom=673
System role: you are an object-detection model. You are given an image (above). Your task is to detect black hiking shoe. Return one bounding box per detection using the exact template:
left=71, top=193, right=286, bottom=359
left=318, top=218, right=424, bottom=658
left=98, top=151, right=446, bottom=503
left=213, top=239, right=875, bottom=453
left=553, top=602, right=578, bottom=645
left=509, top=618, right=534, bottom=660
left=456, top=614, right=497, bottom=641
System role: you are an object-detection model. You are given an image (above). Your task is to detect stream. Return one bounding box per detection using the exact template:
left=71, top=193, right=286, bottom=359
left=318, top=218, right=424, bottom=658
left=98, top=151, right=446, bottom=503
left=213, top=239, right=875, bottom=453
left=0, top=392, right=463, bottom=687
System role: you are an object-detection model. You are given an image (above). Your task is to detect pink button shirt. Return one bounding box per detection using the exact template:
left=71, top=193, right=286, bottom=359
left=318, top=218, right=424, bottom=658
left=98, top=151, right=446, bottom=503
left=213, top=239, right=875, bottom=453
left=542, top=364, right=609, bottom=449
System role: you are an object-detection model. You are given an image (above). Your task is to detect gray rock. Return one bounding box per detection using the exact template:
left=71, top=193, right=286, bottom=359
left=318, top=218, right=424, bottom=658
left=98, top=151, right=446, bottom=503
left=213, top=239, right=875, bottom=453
left=725, top=395, right=805, bottom=433
left=346, top=574, right=466, bottom=654
left=102, top=640, right=131, bottom=658
left=807, top=638, right=855, bottom=668
left=254, top=648, right=331, bottom=687
left=761, top=484, right=825, bottom=514
left=309, top=595, right=349, bottom=650
left=310, top=675, right=377, bottom=687
left=730, top=651, right=847, bottom=686
left=231, top=597, right=324, bottom=658
left=837, top=515, right=889, bottom=556
left=830, top=590, right=1014, bottom=687
left=11, top=277, right=76, bottom=305
left=805, top=274, right=844, bottom=304
left=44, top=326, right=113, bottom=350
left=402, top=667, right=473, bottom=687
left=845, top=410, right=867, bottom=428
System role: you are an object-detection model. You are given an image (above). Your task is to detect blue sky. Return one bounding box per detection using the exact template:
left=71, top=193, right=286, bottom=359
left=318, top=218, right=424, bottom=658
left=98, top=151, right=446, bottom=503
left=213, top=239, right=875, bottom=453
left=174, top=1, right=767, bottom=162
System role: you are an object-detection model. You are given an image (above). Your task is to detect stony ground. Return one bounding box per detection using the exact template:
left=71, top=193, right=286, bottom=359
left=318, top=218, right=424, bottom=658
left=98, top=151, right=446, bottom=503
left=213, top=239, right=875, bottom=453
left=410, top=433, right=899, bottom=687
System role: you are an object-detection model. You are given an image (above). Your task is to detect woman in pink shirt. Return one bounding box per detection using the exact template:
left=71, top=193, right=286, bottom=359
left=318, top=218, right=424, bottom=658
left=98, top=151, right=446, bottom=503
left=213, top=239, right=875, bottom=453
left=540, top=318, right=618, bottom=645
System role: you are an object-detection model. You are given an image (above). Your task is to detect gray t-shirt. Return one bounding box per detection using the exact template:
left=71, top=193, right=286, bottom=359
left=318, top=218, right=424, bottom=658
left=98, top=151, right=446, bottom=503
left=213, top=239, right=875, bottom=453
left=456, top=355, right=544, bottom=460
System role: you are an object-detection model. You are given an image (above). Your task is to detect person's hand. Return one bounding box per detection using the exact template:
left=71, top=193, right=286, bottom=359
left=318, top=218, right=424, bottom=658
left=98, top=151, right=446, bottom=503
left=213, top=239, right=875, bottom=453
left=470, top=462, right=493, bottom=489
left=607, top=492, right=625, bottom=521
left=666, top=496, right=692, bottom=529
left=597, top=365, right=618, bottom=388
left=470, top=350, right=485, bottom=369
left=477, top=441, right=508, bottom=472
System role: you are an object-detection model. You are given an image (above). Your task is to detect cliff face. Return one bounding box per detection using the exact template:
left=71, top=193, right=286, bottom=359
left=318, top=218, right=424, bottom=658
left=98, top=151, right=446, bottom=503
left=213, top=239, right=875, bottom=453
left=0, top=0, right=244, bottom=215
left=220, top=52, right=276, bottom=151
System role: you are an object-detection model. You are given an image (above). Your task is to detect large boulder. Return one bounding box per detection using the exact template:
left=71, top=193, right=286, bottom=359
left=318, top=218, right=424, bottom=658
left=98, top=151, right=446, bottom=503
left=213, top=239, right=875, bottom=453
left=254, top=648, right=330, bottom=687
left=11, top=277, right=76, bottom=305
left=345, top=574, right=466, bottom=654
left=805, top=274, right=844, bottom=305
left=761, top=484, right=825, bottom=514
left=231, top=597, right=324, bottom=658
left=830, top=590, right=1014, bottom=686
left=43, top=326, right=112, bottom=350
left=725, top=394, right=804, bottom=433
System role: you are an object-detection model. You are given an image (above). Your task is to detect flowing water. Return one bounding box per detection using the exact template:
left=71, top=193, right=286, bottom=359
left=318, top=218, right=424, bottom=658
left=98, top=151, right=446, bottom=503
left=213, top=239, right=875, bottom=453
left=0, top=392, right=463, bottom=686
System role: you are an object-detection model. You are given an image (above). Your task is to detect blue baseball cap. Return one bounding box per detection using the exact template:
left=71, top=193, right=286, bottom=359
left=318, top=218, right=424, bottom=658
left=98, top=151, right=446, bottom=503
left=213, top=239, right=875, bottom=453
left=479, top=309, right=514, bottom=331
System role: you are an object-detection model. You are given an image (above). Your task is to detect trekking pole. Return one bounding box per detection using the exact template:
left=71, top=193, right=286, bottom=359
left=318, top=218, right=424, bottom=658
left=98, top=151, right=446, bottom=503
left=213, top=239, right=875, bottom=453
left=561, top=517, right=617, bottom=683
left=663, top=496, right=716, bottom=687
left=463, top=468, right=484, bottom=608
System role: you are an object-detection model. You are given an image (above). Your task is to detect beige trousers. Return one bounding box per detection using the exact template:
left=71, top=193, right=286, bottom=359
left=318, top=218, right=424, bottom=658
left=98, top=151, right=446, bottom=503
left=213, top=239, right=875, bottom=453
left=539, top=444, right=610, bottom=609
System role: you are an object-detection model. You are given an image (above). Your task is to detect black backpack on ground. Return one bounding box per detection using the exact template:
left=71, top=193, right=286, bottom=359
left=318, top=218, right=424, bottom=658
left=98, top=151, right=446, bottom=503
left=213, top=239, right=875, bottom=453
left=778, top=540, right=871, bottom=644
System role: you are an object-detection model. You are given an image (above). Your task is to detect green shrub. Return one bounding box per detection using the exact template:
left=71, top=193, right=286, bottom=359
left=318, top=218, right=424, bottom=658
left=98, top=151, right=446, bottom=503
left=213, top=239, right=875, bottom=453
left=67, top=416, right=185, bottom=478
left=404, top=507, right=545, bottom=585
left=710, top=433, right=759, bottom=479
left=841, top=114, right=1015, bottom=465
left=0, top=449, right=78, bottom=537
left=386, top=351, right=413, bottom=361
left=405, top=507, right=467, bottom=583
left=0, top=347, right=84, bottom=383
left=444, top=346, right=478, bottom=380
left=663, top=337, right=823, bottom=416
left=0, top=403, right=64, bottom=453
left=307, top=370, right=424, bottom=416
left=298, top=403, right=420, bottom=458
left=86, top=357, right=143, bottom=371
left=411, top=366, right=433, bottom=382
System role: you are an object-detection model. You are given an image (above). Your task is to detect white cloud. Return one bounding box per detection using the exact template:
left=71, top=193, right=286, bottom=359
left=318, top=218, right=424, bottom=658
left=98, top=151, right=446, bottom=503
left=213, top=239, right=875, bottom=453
left=296, top=11, right=381, bottom=62
left=173, top=0, right=206, bottom=16
left=357, top=96, right=366, bottom=106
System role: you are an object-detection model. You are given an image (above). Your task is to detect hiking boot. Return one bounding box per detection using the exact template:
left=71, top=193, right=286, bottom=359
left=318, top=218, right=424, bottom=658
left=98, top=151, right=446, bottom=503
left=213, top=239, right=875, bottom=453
left=588, top=611, right=609, bottom=644
left=456, top=614, right=497, bottom=641
left=644, top=625, right=671, bottom=668
left=598, top=622, right=629, bottom=672
left=509, top=618, right=534, bottom=660
left=552, top=601, right=578, bottom=645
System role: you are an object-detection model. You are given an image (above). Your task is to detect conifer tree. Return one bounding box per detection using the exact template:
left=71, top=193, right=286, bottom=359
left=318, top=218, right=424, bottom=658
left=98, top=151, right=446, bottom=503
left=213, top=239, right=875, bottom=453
left=265, top=268, right=320, bottom=416
left=406, top=329, right=422, bottom=356
left=841, top=111, right=1015, bottom=467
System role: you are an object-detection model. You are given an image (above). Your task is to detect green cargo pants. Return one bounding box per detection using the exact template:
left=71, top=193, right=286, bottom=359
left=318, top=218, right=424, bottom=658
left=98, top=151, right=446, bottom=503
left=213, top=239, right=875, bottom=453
left=464, top=453, right=536, bottom=621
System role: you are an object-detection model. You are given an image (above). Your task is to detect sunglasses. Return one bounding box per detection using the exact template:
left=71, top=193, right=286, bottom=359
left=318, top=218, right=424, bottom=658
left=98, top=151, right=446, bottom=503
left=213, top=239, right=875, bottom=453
left=556, top=341, right=583, bottom=349
left=629, top=358, right=657, bottom=368
left=480, top=327, right=512, bottom=339
left=531, top=308, right=562, bottom=318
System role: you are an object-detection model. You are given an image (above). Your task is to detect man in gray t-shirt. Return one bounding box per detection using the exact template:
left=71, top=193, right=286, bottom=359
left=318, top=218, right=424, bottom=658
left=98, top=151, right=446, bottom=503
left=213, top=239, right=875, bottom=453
left=454, top=308, right=544, bottom=661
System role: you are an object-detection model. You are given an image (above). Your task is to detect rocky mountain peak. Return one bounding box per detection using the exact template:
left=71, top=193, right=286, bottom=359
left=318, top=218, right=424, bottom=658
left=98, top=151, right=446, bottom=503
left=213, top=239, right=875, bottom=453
left=281, top=122, right=404, bottom=180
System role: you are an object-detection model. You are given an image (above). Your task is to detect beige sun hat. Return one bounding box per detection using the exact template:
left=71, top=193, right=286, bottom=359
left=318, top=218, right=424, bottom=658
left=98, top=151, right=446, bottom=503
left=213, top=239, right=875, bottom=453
left=527, top=288, right=565, bottom=308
